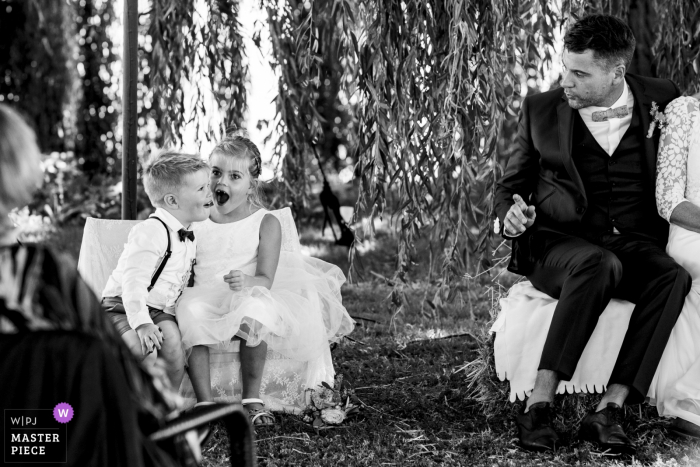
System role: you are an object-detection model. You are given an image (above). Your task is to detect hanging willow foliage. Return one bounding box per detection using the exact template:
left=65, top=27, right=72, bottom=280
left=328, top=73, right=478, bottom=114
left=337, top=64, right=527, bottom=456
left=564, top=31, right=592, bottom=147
left=352, top=0, right=591, bottom=302
left=0, top=0, right=78, bottom=152
left=353, top=0, right=505, bottom=298
left=651, top=0, right=700, bottom=94
left=263, top=0, right=358, bottom=211
left=147, top=0, right=248, bottom=146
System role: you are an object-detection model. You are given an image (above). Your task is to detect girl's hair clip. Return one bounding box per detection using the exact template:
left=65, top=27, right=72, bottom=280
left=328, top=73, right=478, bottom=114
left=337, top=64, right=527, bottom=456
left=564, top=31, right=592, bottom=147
left=224, top=125, right=250, bottom=140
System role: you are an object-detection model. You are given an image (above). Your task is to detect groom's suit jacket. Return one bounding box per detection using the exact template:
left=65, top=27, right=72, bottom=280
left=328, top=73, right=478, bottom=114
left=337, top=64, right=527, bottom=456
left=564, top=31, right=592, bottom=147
left=494, top=73, right=680, bottom=275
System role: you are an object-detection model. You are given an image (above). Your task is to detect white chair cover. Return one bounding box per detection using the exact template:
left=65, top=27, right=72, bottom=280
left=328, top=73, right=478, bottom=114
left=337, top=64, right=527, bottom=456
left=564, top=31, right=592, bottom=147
left=77, top=209, right=301, bottom=298
left=491, top=280, right=635, bottom=402
left=77, top=218, right=140, bottom=297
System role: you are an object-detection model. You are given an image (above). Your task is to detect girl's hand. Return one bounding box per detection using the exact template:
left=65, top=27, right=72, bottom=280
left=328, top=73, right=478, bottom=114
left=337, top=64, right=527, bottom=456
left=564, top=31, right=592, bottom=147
left=224, top=270, right=248, bottom=291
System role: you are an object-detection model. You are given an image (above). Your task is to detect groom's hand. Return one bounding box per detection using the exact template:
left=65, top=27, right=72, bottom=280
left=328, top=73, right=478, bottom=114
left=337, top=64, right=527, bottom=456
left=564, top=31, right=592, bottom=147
left=504, top=194, right=536, bottom=236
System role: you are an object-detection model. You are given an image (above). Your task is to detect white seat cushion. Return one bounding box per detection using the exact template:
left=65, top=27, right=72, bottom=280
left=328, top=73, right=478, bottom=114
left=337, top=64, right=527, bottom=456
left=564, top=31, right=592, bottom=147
left=491, top=280, right=634, bottom=402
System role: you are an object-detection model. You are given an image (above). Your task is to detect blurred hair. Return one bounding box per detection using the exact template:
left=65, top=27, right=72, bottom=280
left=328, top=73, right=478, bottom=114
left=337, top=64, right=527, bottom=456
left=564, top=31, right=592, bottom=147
left=210, top=130, right=266, bottom=209
left=142, top=151, right=210, bottom=207
left=564, top=14, right=636, bottom=70
left=0, top=104, right=43, bottom=218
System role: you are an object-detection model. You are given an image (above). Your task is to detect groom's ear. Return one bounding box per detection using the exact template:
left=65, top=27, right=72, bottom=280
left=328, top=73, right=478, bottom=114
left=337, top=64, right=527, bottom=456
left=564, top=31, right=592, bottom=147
left=612, top=63, right=626, bottom=83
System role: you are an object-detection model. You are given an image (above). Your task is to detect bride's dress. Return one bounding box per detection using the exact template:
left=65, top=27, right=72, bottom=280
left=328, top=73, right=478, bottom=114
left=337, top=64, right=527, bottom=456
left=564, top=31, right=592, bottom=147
left=650, top=96, right=700, bottom=425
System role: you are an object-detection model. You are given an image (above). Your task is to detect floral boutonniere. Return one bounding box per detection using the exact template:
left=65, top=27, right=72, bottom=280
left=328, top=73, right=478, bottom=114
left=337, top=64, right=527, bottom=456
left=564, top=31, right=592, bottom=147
left=646, top=101, right=668, bottom=138
left=493, top=216, right=501, bottom=233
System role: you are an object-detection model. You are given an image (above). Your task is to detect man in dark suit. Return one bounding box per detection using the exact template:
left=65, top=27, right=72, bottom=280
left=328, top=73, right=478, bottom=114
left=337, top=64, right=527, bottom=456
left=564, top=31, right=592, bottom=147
left=494, top=15, right=691, bottom=454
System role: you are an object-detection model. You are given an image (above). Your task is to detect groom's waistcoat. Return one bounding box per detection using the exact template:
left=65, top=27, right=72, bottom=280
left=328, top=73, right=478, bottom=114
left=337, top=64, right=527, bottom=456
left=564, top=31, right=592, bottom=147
left=571, top=108, right=658, bottom=240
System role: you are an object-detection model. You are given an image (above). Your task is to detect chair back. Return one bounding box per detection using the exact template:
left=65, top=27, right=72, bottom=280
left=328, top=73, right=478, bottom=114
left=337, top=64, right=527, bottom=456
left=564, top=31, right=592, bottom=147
left=77, top=208, right=299, bottom=297
left=77, top=218, right=140, bottom=296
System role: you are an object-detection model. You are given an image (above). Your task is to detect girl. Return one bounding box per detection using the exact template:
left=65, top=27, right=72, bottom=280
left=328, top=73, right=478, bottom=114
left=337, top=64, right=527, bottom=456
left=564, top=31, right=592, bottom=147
left=177, top=135, right=354, bottom=425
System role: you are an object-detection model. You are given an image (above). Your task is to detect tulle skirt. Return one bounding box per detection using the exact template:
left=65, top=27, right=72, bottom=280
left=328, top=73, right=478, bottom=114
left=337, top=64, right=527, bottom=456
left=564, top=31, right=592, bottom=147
left=176, top=251, right=354, bottom=411
left=647, top=224, right=700, bottom=426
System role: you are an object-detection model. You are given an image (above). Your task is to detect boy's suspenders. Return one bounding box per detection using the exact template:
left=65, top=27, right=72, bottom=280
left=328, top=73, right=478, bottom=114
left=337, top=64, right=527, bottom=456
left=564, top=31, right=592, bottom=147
left=147, top=217, right=172, bottom=292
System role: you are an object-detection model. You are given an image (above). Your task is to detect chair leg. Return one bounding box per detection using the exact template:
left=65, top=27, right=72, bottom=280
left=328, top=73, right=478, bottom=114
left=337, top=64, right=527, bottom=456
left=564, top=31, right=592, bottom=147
left=223, top=410, right=256, bottom=467
left=150, top=403, right=256, bottom=466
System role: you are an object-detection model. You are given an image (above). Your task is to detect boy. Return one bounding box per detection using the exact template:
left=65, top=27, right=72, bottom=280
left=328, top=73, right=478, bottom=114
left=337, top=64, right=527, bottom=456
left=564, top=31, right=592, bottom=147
left=102, top=152, right=212, bottom=388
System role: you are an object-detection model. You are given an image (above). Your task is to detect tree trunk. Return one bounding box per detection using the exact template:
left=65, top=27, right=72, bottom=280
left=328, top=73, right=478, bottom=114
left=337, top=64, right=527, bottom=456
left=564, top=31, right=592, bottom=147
left=627, top=0, right=656, bottom=77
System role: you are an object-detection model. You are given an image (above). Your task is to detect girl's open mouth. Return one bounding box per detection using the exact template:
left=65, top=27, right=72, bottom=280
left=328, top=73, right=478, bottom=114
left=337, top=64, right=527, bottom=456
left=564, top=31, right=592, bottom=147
left=204, top=201, right=214, bottom=208
left=215, top=190, right=230, bottom=205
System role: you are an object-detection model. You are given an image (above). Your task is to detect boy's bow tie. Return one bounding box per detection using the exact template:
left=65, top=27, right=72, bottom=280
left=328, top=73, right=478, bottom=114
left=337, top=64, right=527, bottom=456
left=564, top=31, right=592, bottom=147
left=178, top=229, right=195, bottom=242
left=591, top=105, right=629, bottom=122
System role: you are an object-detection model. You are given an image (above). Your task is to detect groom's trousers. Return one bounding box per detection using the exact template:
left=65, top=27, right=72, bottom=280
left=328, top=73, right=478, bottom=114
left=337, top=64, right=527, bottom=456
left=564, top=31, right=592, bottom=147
left=527, top=230, right=691, bottom=403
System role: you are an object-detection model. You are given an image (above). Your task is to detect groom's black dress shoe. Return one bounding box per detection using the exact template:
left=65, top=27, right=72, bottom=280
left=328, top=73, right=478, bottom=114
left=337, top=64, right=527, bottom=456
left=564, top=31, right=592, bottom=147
left=669, top=418, right=700, bottom=440
left=516, top=402, right=559, bottom=451
left=579, top=403, right=635, bottom=455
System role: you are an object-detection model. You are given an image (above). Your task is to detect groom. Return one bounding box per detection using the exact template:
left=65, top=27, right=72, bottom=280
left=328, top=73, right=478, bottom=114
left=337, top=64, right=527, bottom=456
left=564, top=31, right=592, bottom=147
left=494, top=15, right=691, bottom=453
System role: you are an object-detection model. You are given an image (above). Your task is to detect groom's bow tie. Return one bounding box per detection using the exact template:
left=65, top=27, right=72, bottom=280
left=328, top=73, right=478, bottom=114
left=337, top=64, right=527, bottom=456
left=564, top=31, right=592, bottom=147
left=178, top=229, right=195, bottom=242
left=592, top=105, right=630, bottom=122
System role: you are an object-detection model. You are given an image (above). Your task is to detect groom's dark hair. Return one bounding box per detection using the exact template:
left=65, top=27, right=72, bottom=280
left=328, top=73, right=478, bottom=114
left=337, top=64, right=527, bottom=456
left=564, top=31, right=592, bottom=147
left=564, top=14, right=635, bottom=71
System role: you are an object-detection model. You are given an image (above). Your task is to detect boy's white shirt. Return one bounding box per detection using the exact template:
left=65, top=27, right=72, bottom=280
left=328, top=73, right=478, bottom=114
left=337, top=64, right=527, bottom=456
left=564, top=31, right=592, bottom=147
left=102, top=207, right=197, bottom=330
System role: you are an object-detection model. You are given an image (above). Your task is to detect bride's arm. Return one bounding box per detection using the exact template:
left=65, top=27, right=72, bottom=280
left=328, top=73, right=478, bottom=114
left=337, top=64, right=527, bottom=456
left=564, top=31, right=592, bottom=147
left=657, top=98, right=700, bottom=232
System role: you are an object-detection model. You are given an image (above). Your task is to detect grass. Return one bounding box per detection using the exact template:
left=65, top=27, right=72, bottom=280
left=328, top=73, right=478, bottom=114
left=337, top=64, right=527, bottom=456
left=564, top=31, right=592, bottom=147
left=51, top=214, right=700, bottom=466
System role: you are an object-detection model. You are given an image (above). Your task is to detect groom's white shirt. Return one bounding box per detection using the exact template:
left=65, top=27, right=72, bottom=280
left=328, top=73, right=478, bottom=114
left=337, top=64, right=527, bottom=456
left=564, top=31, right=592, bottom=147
left=578, top=80, right=634, bottom=156
left=102, top=208, right=197, bottom=329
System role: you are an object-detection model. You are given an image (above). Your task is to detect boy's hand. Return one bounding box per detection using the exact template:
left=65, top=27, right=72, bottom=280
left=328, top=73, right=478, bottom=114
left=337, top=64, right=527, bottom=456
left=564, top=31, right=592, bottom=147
left=224, top=270, right=248, bottom=292
left=135, top=323, right=164, bottom=355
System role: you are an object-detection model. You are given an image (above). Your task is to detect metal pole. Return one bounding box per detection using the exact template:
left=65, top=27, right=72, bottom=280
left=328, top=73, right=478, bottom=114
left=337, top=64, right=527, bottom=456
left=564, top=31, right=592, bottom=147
left=121, top=0, right=138, bottom=220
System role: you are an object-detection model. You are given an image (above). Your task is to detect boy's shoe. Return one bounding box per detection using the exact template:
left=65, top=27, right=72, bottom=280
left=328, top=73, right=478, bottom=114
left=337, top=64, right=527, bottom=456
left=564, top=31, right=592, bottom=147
left=516, top=402, right=560, bottom=451
left=579, top=403, right=635, bottom=455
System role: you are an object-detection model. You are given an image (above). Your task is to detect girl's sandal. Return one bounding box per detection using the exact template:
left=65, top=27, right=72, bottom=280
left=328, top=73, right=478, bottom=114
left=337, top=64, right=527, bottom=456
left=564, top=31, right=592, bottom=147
left=242, top=398, right=275, bottom=427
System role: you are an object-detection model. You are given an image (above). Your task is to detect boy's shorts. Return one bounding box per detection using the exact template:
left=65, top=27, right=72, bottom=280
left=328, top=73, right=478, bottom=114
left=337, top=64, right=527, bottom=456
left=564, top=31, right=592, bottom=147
left=101, top=296, right=176, bottom=336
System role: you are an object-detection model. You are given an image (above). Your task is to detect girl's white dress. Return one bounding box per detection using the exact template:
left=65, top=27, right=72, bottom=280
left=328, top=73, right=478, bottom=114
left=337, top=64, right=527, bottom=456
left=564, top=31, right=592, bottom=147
left=176, top=208, right=354, bottom=412
left=649, top=95, right=700, bottom=426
